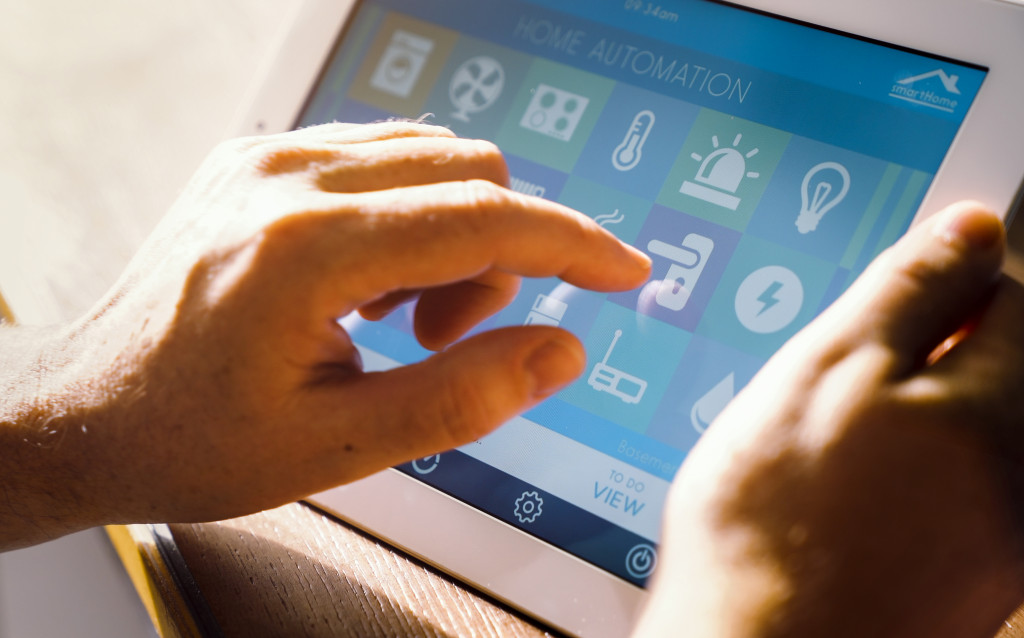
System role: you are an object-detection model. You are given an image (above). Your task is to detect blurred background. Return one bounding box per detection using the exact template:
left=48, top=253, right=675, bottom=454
left=0, top=1, right=295, bottom=635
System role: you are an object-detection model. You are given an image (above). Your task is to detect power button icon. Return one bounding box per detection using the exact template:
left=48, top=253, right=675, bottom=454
left=625, top=543, right=657, bottom=579
left=411, top=454, right=441, bottom=475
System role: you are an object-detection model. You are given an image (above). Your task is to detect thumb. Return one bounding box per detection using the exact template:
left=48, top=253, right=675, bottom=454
left=820, top=202, right=1004, bottom=372
left=299, top=326, right=584, bottom=485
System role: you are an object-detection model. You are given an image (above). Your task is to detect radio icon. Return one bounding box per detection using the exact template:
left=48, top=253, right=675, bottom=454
left=588, top=330, right=648, bottom=405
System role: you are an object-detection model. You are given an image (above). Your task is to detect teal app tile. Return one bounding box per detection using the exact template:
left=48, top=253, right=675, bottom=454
left=494, top=59, right=614, bottom=172
left=558, top=176, right=652, bottom=245
left=421, top=36, right=533, bottom=141
left=657, top=109, right=791, bottom=232
left=697, top=235, right=835, bottom=359
left=560, top=303, right=691, bottom=435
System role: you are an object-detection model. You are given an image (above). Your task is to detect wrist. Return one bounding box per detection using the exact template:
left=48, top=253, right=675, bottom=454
left=0, top=324, right=108, bottom=549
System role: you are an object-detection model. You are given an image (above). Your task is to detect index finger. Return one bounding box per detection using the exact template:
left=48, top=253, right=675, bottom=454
left=266, top=179, right=651, bottom=309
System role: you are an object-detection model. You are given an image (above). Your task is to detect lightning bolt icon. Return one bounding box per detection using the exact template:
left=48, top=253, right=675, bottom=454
left=756, top=281, right=784, bottom=316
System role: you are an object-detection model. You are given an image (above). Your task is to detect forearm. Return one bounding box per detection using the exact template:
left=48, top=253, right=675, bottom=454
left=0, top=324, right=102, bottom=550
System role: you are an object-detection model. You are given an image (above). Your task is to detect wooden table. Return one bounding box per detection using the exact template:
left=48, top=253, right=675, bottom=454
left=5, top=1, right=1024, bottom=636
left=107, top=506, right=555, bottom=637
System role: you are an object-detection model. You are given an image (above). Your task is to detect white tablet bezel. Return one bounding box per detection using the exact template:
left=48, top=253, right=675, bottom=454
left=236, top=1, right=1024, bottom=635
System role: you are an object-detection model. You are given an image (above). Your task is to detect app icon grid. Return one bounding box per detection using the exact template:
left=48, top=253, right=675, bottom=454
left=319, top=11, right=932, bottom=454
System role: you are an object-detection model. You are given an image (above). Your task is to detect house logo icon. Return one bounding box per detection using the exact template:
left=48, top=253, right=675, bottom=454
left=888, top=69, right=961, bottom=113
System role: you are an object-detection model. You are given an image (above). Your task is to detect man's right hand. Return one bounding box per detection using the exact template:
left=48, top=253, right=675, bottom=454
left=0, top=122, right=650, bottom=549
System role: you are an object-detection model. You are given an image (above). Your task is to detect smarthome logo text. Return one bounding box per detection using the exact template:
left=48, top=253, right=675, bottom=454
left=889, top=69, right=961, bottom=113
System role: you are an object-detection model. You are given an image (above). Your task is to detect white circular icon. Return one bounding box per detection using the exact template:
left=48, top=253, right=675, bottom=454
left=625, top=543, right=658, bottom=579
left=734, top=265, right=804, bottom=334
left=411, top=454, right=442, bottom=475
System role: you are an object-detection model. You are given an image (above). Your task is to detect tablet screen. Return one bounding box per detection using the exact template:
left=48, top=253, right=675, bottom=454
left=296, top=0, right=985, bottom=587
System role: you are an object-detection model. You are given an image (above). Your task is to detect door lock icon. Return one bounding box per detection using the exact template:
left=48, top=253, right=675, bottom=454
left=647, top=233, right=715, bottom=311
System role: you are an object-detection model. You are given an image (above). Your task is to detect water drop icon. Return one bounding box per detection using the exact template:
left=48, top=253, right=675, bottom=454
left=690, top=373, right=735, bottom=433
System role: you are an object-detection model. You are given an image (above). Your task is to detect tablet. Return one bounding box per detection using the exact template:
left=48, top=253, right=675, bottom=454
left=238, top=0, right=1024, bottom=635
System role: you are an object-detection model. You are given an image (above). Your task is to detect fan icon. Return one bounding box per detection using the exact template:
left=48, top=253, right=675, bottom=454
left=449, top=56, right=505, bottom=122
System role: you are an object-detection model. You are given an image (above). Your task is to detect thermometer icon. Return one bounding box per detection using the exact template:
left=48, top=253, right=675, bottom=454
left=612, top=110, right=655, bottom=172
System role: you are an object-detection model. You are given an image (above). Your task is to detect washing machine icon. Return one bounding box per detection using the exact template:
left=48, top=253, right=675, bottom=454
left=370, top=29, right=435, bottom=98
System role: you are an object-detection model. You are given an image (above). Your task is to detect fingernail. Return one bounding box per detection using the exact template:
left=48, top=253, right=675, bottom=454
left=935, top=206, right=1003, bottom=251
left=629, top=245, right=653, bottom=271
left=526, top=337, right=585, bottom=399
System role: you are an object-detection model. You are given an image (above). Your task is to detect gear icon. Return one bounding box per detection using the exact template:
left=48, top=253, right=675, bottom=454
left=513, top=490, right=544, bottom=524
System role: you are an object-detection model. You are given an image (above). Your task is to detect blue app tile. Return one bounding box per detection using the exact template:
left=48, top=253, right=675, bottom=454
left=560, top=303, right=691, bottom=435
left=608, top=205, right=740, bottom=332
left=575, top=84, right=699, bottom=200
left=646, top=335, right=763, bottom=452
left=746, top=137, right=889, bottom=263
left=504, top=153, right=569, bottom=201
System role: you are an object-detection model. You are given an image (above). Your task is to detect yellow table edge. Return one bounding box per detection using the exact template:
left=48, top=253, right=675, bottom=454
left=0, top=291, right=12, bottom=324
left=106, top=525, right=206, bottom=638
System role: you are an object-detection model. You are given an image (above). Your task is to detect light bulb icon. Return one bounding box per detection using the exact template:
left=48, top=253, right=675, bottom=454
left=796, top=162, right=850, bottom=234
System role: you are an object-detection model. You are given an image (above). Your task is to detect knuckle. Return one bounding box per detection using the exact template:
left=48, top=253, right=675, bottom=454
left=890, top=253, right=952, bottom=305
left=331, top=119, right=455, bottom=144
left=392, top=119, right=457, bottom=137
left=896, top=256, right=940, bottom=288
left=459, top=178, right=514, bottom=211
left=463, top=139, right=509, bottom=185
left=251, top=144, right=338, bottom=176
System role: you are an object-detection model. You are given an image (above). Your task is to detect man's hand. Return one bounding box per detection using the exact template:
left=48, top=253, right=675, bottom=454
left=0, top=122, right=650, bottom=548
left=636, top=202, right=1024, bottom=638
